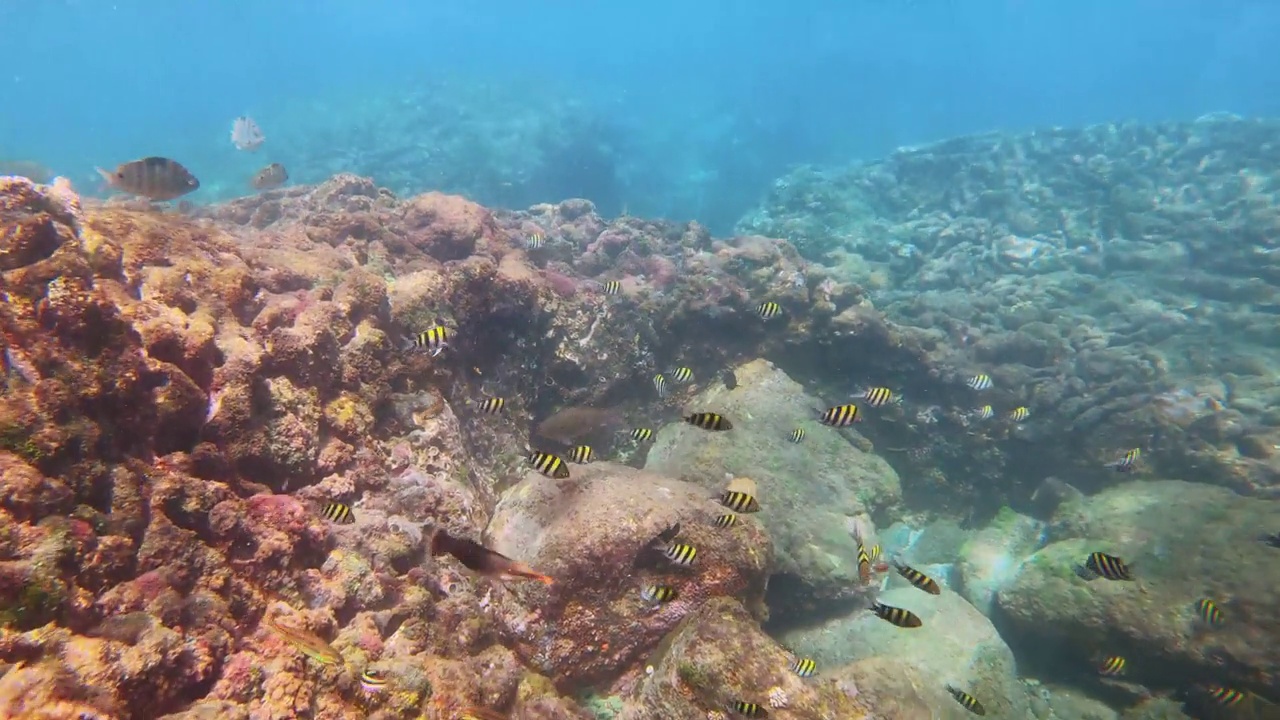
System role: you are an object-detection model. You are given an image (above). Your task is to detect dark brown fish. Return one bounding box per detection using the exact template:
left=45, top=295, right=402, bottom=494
left=429, top=528, right=553, bottom=585
left=534, top=406, right=622, bottom=444
left=96, top=156, right=199, bottom=201
left=251, top=162, right=288, bottom=190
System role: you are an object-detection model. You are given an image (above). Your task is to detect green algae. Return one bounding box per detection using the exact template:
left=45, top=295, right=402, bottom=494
left=0, top=423, right=43, bottom=463
left=0, top=575, right=64, bottom=630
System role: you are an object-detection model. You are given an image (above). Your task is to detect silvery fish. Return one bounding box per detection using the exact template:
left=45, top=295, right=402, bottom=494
left=231, top=115, right=265, bottom=151
left=96, top=157, right=199, bottom=201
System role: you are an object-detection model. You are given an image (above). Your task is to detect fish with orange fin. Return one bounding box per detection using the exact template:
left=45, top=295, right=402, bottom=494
left=264, top=616, right=344, bottom=666
left=429, top=528, right=554, bottom=585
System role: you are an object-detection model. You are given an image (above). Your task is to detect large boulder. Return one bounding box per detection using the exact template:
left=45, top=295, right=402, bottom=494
left=957, top=506, right=1046, bottom=616
left=486, top=462, right=772, bottom=688
left=645, top=359, right=902, bottom=619
left=996, top=480, right=1280, bottom=695
left=781, top=586, right=1032, bottom=718
left=619, top=597, right=874, bottom=719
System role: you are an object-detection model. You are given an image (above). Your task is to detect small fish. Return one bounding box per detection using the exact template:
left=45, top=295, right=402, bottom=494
left=471, top=397, right=505, bottom=414
left=755, top=301, right=783, bottom=320
left=408, top=326, right=451, bottom=357
left=359, top=668, right=388, bottom=692
left=731, top=700, right=769, bottom=717
left=967, top=374, right=993, bottom=390
left=713, top=513, right=738, bottom=528
left=1009, top=406, right=1030, bottom=422
left=819, top=404, right=859, bottom=427
left=429, top=528, right=554, bottom=584
left=868, top=544, right=882, bottom=563
left=976, top=405, right=994, bottom=420
left=1105, top=448, right=1141, bottom=472
left=250, top=162, right=288, bottom=191
left=231, top=116, right=265, bottom=151
left=641, top=584, right=677, bottom=604
left=459, top=707, right=508, bottom=720
left=895, top=563, right=941, bottom=595
left=322, top=502, right=355, bottom=525
left=670, top=367, right=694, bottom=384
left=857, top=544, right=872, bottom=584
left=654, top=373, right=668, bottom=397
left=96, top=157, right=200, bottom=201
left=719, top=490, right=760, bottom=513
left=633, top=523, right=685, bottom=569
left=526, top=232, right=545, bottom=249
left=265, top=617, right=344, bottom=665
left=1076, top=552, right=1133, bottom=581
left=567, top=445, right=594, bottom=464
left=1097, top=655, right=1125, bottom=676
left=789, top=428, right=805, bottom=443
left=722, top=369, right=738, bottom=389
left=1195, top=598, right=1224, bottom=626
left=1205, top=686, right=1246, bottom=707
left=630, top=428, right=654, bottom=442
left=603, top=280, right=622, bottom=295
left=946, top=685, right=987, bottom=715
left=790, top=657, right=817, bottom=678
left=684, top=412, right=732, bottom=431
left=858, top=386, right=896, bottom=407
left=663, top=542, right=697, bottom=567
left=1259, top=532, right=1280, bottom=548
left=869, top=601, right=922, bottom=628
left=527, top=451, right=570, bottom=479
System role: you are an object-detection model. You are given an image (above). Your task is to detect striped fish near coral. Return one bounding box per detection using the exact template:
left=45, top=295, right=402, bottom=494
left=470, top=397, right=506, bottom=414
left=567, top=445, right=594, bottom=463
left=1097, top=655, right=1125, bottom=676
left=946, top=685, right=987, bottom=715
left=527, top=450, right=570, bottom=479
left=1076, top=551, right=1134, bottom=581
left=684, top=412, right=732, bottom=431
left=96, top=156, right=200, bottom=201
left=322, top=502, right=355, bottom=524
left=869, top=601, right=922, bottom=628
left=713, top=513, right=738, bottom=528
left=819, top=404, right=859, bottom=427
left=719, top=490, right=760, bottom=513
left=895, top=563, right=941, bottom=595
left=359, top=668, right=388, bottom=692
left=265, top=617, right=344, bottom=666
left=670, top=367, right=693, bottom=384
left=406, top=324, right=451, bottom=356
left=856, top=386, right=897, bottom=407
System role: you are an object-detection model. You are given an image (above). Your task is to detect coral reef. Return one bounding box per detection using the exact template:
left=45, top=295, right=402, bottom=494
left=739, top=115, right=1280, bottom=510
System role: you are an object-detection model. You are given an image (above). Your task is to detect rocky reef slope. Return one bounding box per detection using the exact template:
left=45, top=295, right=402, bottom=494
left=740, top=115, right=1280, bottom=511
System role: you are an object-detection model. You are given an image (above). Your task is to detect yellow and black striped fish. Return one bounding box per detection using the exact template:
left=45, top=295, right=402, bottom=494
left=859, top=386, right=895, bottom=407
left=820, top=404, right=859, bottom=427
left=946, top=685, right=986, bottom=715
left=789, top=428, right=805, bottom=443
left=790, top=657, right=817, bottom=678
left=1106, top=448, right=1141, bottom=472
left=1080, top=551, right=1133, bottom=581
left=1097, top=655, right=1125, bottom=676
left=868, top=544, right=882, bottom=563
left=857, top=544, right=872, bottom=584
left=322, top=502, right=355, bottom=524
left=526, top=232, right=545, bottom=249
left=896, top=563, right=941, bottom=595
left=664, top=542, right=697, bottom=567
left=567, top=445, right=594, bottom=464
left=967, top=374, right=992, bottom=390
left=359, top=668, right=388, bottom=692
left=653, top=373, right=668, bottom=397
left=630, top=427, right=654, bottom=441
left=670, top=367, right=693, bottom=384
left=641, top=584, right=677, bottom=603
left=731, top=700, right=769, bottom=717
left=755, top=301, right=782, bottom=320
left=976, top=404, right=994, bottom=420
left=713, top=513, right=738, bottom=529
left=1195, top=598, right=1224, bottom=626
left=1009, top=406, right=1030, bottom=422
left=603, top=280, right=622, bottom=295
left=409, top=325, right=452, bottom=356
left=870, top=601, right=922, bottom=628
left=719, top=490, right=760, bottom=513
left=1206, top=686, right=1246, bottom=707
left=684, top=412, right=732, bottom=431
left=471, top=397, right=505, bottom=414
left=527, top=451, right=569, bottom=479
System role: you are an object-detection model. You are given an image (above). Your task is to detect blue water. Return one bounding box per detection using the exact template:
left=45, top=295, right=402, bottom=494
left=3, top=0, right=1279, bottom=232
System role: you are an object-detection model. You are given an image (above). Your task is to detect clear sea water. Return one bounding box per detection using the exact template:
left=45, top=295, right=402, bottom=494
left=4, top=1, right=1279, bottom=233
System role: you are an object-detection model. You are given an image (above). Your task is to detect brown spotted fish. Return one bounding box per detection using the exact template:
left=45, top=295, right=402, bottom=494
left=96, top=156, right=199, bottom=201
left=251, top=162, right=288, bottom=190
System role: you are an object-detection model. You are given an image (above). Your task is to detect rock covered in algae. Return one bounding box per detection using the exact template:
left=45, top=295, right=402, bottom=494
left=996, top=480, right=1280, bottom=695
left=618, top=596, right=874, bottom=719
left=781, top=586, right=1031, bottom=718
left=486, top=462, right=772, bottom=687
left=645, top=358, right=902, bottom=619
left=956, top=505, right=1046, bottom=616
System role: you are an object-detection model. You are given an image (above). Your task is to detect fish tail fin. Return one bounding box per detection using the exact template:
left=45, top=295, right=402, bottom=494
left=94, top=167, right=115, bottom=189
left=506, top=561, right=553, bottom=585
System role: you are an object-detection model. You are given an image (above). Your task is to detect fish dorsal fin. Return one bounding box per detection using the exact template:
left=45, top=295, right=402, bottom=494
left=725, top=476, right=757, bottom=496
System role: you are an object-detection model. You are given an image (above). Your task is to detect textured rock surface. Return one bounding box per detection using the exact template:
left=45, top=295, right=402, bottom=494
left=486, top=462, right=772, bottom=688
left=957, top=506, right=1046, bottom=615
left=781, top=586, right=1032, bottom=719
left=646, top=358, right=902, bottom=621
left=996, top=480, right=1280, bottom=698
